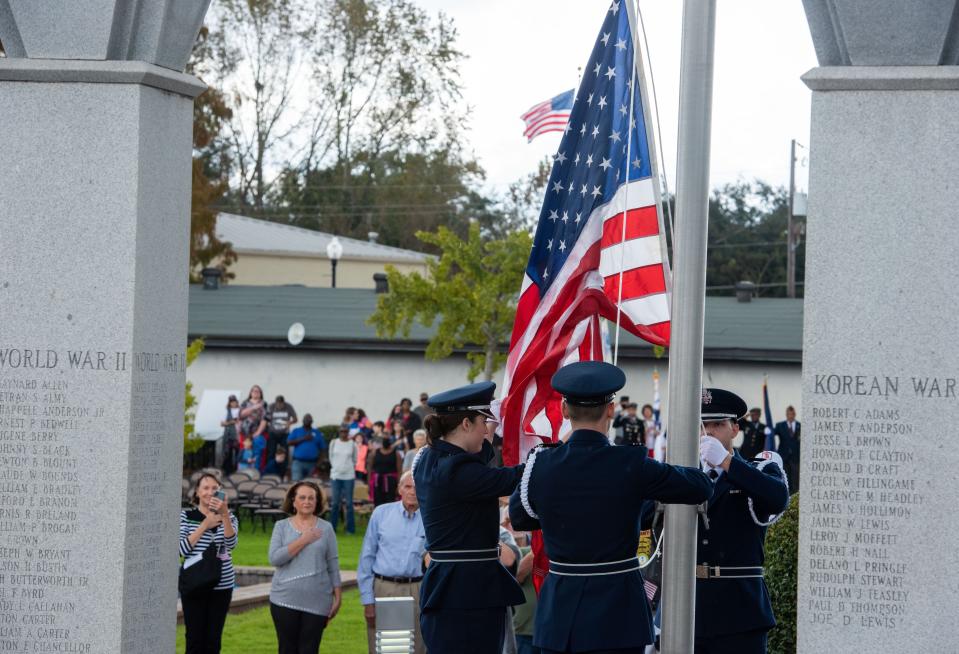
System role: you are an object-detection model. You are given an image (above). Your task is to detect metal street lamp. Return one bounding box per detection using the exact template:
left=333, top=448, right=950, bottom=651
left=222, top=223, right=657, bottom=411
left=326, top=236, right=343, bottom=288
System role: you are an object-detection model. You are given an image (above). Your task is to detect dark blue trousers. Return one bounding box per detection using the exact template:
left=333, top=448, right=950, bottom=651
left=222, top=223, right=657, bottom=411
left=421, top=606, right=505, bottom=654
left=694, top=629, right=767, bottom=654
left=541, top=648, right=644, bottom=654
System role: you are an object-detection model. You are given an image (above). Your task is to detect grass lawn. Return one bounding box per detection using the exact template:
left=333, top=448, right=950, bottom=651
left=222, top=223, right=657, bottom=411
left=231, top=514, right=368, bottom=569
left=176, top=588, right=368, bottom=653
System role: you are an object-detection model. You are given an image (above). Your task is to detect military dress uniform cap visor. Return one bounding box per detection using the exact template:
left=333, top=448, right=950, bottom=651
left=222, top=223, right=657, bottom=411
left=701, top=387, right=748, bottom=421
left=427, top=381, right=497, bottom=417
left=551, top=361, right=626, bottom=406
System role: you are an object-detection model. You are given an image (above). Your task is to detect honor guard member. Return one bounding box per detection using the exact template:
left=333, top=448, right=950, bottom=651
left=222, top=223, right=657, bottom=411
left=738, top=408, right=766, bottom=461
left=696, top=388, right=790, bottom=654
left=413, top=381, right=526, bottom=654
left=509, top=361, right=713, bottom=654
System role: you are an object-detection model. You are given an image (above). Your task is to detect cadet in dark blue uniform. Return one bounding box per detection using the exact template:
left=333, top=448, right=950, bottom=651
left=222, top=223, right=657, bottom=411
left=696, top=388, right=790, bottom=654
left=508, top=361, right=713, bottom=654
left=412, top=381, right=525, bottom=654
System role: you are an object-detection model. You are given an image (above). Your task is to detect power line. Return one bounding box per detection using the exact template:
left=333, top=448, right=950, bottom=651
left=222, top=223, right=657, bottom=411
left=707, top=240, right=789, bottom=249
left=214, top=202, right=469, bottom=212
left=705, top=281, right=804, bottom=290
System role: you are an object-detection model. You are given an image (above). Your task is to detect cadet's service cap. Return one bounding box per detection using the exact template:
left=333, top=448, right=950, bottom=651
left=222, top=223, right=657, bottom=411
left=428, top=381, right=496, bottom=416
left=701, top=388, right=748, bottom=421
left=551, top=361, right=626, bottom=407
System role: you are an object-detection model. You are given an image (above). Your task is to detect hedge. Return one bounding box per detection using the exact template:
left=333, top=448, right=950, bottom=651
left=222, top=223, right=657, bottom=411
left=317, top=424, right=341, bottom=442
left=766, top=492, right=799, bottom=654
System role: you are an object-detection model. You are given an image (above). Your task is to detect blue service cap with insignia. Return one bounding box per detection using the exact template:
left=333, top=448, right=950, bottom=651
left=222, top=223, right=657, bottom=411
left=701, top=387, right=748, bottom=421
left=427, top=381, right=496, bottom=417
left=551, top=361, right=626, bottom=407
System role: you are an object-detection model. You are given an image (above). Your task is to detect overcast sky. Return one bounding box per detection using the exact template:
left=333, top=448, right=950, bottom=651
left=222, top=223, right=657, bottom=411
left=416, top=0, right=818, bottom=196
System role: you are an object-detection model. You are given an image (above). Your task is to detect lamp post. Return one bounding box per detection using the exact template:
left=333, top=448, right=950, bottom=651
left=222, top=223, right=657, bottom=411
left=326, top=236, right=343, bottom=288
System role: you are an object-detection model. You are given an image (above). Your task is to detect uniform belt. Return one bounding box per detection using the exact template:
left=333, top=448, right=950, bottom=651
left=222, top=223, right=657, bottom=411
left=695, top=565, right=764, bottom=579
left=428, top=546, right=500, bottom=563
left=549, top=557, right=640, bottom=576
left=374, top=573, right=423, bottom=584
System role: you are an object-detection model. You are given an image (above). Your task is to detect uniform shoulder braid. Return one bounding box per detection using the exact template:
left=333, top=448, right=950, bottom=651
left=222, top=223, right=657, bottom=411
left=410, top=445, right=429, bottom=476
left=519, top=442, right=557, bottom=520
left=747, top=450, right=789, bottom=526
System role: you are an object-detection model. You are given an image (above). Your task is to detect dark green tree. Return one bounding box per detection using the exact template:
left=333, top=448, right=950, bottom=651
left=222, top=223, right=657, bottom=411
left=700, top=181, right=805, bottom=297
left=274, top=147, right=489, bottom=251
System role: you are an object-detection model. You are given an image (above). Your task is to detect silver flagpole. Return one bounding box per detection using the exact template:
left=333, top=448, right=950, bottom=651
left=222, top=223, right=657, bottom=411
left=660, top=0, right=717, bottom=653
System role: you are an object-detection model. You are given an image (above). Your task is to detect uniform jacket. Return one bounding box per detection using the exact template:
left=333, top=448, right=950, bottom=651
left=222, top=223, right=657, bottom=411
left=738, top=420, right=766, bottom=460
left=695, top=453, right=789, bottom=637
left=773, top=420, right=801, bottom=464
left=414, top=438, right=525, bottom=610
left=509, top=429, right=712, bottom=652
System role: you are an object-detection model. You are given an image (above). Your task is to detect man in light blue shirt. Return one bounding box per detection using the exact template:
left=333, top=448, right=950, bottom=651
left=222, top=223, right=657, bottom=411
left=358, top=471, right=426, bottom=654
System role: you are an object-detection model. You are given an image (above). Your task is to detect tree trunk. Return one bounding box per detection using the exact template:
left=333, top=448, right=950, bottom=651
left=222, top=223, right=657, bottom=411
left=484, top=338, right=496, bottom=382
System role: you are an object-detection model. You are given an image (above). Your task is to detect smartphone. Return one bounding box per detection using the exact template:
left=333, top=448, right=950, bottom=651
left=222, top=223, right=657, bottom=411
left=213, top=489, right=226, bottom=502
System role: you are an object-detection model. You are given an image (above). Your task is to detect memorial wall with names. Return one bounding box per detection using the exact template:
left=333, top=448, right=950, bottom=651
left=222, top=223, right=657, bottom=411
left=800, top=372, right=930, bottom=632
left=797, top=69, right=959, bottom=650
left=0, top=346, right=184, bottom=652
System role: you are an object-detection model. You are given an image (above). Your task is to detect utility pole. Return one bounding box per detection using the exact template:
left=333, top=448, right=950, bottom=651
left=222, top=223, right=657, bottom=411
left=787, top=139, right=797, bottom=298
left=660, top=0, right=717, bottom=652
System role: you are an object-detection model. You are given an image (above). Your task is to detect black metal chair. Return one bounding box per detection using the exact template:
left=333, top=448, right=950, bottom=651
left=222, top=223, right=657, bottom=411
left=253, top=488, right=289, bottom=532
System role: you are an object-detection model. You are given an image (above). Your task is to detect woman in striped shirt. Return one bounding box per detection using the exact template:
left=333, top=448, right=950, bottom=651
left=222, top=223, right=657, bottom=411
left=179, top=472, right=238, bottom=654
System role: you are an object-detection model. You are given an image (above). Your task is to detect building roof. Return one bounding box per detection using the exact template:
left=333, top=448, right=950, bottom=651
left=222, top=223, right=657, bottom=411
left=189, top=285, right=804, bottom=362
left=216, top=213, right=431, bottom=263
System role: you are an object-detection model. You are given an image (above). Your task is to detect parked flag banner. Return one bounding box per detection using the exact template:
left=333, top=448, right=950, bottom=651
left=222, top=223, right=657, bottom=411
left=502, top=0, right=671, bottom=467
left=522, top=89, right=575, bottom=142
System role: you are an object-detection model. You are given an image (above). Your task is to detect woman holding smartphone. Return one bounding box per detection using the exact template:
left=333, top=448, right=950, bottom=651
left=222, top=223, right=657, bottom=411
left=179, top=472, right=238, bottom=654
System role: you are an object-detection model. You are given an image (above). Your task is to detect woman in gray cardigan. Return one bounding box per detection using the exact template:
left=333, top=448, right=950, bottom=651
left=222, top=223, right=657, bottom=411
left=269, top=481, right=342, bottom=654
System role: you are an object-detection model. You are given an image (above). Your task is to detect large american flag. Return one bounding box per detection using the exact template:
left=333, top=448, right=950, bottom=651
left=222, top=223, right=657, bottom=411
left=521, top=89, right=574, bottom=142
left=502, top=0, right=671, bottom=466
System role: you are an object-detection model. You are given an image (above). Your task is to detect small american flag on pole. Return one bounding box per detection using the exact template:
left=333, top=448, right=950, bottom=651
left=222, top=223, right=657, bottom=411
left=645, top=578, right=658, bottom=602
left=521, top=89, right=574, bottom=142
left=502, top=0, right=671, bottom=466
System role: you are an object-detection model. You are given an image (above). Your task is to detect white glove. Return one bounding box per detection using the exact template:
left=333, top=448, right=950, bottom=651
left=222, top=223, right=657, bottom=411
left=700, top=435, right=730, bottom=468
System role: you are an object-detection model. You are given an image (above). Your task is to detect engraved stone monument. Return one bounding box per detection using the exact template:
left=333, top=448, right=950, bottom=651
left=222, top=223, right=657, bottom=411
left=0, top=2, right=210, bottom=652
left=799, top=1, right=959, bottom=650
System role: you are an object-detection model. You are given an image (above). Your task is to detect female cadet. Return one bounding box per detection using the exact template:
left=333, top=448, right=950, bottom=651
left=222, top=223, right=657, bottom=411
left=412, top=381, right=526, bottom=653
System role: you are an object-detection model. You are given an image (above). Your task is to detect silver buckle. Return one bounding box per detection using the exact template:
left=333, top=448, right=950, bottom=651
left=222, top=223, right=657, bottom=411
left=695, top=565, right=720, bottom=579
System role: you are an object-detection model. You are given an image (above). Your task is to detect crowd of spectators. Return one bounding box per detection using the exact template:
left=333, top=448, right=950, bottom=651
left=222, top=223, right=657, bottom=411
left=216, top=386, right=435, bottom=491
